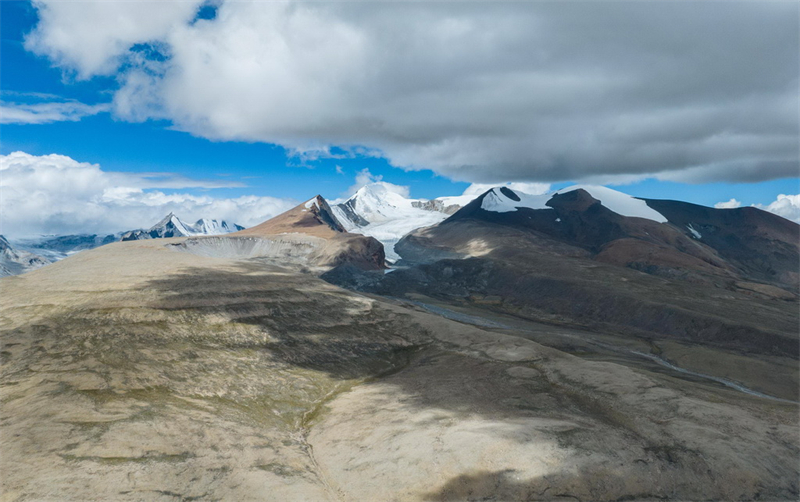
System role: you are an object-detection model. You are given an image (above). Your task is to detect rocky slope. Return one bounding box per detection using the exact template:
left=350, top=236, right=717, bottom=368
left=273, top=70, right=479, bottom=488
left=332, top=186, right=799, bottom=403
left=439, top=185, right=799, bottom=290
left=1, top=237, right=797, bottom=501
left=162, top=196, right=386, bottom=271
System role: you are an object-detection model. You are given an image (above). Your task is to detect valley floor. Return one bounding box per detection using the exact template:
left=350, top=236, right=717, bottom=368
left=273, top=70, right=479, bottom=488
left=1, top=239, right=798, bottom=501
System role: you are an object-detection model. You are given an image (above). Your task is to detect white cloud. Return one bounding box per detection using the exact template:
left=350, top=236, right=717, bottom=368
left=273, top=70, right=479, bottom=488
left=757, top=194, right=800, bottom=223
left=714, top=198, right=742, bottom=209
left=342, top=168, right=411, bottom=199
left=24, top=1, right=798, bottom=184
left=713, top=194, right=800, bottom=223
left=0, top=151, right=294, bottom=238
left=25, top=0, right=201, bottom=79
left=0, top=101, right=110, bottom=124
left=353, top=169, right=382, bottom=191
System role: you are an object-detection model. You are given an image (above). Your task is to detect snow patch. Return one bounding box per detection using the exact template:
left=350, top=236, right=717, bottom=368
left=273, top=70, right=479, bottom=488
left=435, top=194, right=476, bottom=208
left=480, top=188, right=550, bottom=213
left=555, top=185, right=668, bottom=223
left=687, top=224, right=702, bottom=239
left=478, top=184, right=668, bottom=223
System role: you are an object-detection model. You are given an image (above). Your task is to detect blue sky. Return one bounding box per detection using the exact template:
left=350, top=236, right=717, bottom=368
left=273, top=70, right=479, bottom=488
left=0, top=0, right=469, bottom=202
left=1, top=0, right=798, bottom=236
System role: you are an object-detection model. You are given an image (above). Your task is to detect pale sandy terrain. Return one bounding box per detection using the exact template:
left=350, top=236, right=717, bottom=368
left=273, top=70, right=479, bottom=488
left=1, top=238, right=797, bottom=501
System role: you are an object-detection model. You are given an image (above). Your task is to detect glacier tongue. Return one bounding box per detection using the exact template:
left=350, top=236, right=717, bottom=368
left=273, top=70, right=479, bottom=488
left=332, top=183, right=468, bottom=262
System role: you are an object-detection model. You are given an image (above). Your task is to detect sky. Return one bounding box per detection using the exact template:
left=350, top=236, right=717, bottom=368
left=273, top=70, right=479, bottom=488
left=1, top=0, right=798, bottom=238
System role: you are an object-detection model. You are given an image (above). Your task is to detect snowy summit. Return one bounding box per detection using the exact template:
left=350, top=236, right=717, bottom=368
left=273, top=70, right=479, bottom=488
left=331, top=183, right=464, bottom=262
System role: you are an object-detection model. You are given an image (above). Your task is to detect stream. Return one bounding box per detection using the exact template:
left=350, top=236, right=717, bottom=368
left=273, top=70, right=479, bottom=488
left=407, top=299, right=798, bottom=405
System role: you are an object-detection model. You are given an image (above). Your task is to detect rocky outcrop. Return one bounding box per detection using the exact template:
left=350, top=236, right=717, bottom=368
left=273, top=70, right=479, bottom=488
left=236, top=195, right=345, bottom=238
left=220, top=195, right=386, bottom=270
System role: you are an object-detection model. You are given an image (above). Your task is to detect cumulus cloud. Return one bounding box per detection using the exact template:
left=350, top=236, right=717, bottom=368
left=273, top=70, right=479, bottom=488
left=713, top=194, right=800, bottom=223
left=0, top=100, right=110, bottom=124
left=714, top=199, right=742, bottom=209
left=25, top=0, right=200, bottom=78
left=24, top=1, right=800, bottom=184
left=340, top=168, right=410, bottom=199
left=0, top=151, right=294, bottom=238
left=757, top=194, right=800, bottom=223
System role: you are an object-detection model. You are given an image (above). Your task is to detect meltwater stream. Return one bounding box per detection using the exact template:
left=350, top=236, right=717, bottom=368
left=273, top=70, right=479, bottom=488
left=407, top=300, right=797, bottom=405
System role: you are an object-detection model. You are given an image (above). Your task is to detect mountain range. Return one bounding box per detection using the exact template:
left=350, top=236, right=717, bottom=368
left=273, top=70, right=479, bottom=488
left=352, top=185, right=798, bottom=379
left=3, top=213, right=244, bottom=275
left=0, top=235, right=50, bottom=277
left=1, top=184, right=465, bottom=275
left=2, top=184, right=798, bottom=500
left=121, top=213, right=244, bottom=241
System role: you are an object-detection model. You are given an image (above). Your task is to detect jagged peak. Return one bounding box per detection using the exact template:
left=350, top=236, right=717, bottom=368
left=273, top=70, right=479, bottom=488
left=151, top=212, right=183, bottom=228
left=236, top=194, right=346, bottom=238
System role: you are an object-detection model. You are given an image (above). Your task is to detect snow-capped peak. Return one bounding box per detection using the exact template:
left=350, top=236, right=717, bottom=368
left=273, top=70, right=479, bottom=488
left=151, top=212, right=192, bottom=236
left=480, top=187, right=551, bottom=213
left=479, top=185, right=668, bottom=223
left=121, top=213, right=245, bottom=241
left=191, top=218, right=244, bottom=235
left=345, top=183, right=416, bottom=223
left=331, top=182, right=470, bottom=263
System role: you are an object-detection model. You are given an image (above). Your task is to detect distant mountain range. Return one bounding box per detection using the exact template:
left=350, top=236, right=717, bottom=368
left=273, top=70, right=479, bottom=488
left=2, top=213, right=244, bottom=275
left=5, top=185, right=799, bottom=281
left=120, top=213, right=244, bottom=241
left=0, top=235, right=50, bottom=277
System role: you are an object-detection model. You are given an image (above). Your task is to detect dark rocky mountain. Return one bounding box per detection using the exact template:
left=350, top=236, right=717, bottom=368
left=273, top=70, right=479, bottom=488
left=327, top=186, right=799, bottom=402
left=418, top=186, right=799, bottom=291
left=643, top=198, right=800, bottom=288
